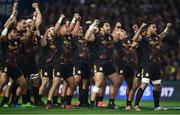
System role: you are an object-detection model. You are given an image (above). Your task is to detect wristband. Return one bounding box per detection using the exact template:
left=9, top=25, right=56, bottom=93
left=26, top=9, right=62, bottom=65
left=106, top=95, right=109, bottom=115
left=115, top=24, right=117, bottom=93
left=71, top=17, right=76, bottom=24
left=8, top=82, right=12, bottom=86
left=58, top=17, right=63, bottom=24
left=164, top=27, right=169, bottom=33
left=33, top=16, right=36, bottom=20
left=1, top=28, right=8, bottom=36
left=89, top=25, right=95, bottom=31
left=10, top=14, right=14, bottom=18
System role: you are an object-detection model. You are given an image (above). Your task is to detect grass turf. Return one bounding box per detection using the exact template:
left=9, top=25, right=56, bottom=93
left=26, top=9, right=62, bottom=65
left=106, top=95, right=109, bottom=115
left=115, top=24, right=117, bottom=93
left=0, top=97, right=180, bottom=114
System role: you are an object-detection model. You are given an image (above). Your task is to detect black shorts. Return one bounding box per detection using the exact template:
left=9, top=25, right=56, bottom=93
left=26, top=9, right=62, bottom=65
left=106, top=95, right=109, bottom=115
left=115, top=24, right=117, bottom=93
left=141, top=62, right=162, bottom=82
left=40, top=63, right=53, bottom=78
left=117, top=63, right=134, bottom=80
left=28, top=57, right=39, bottom=75
left=16, top=55, right=29, bottom=78
left=93, top=60, right=116, bottom=76
left=73, top=62, right=92, bottom=79
left=135, top=66, right=143, bottom=79
left=1, top=62, right=23, bottom=80
left=53, top=62, right=73, bottom=79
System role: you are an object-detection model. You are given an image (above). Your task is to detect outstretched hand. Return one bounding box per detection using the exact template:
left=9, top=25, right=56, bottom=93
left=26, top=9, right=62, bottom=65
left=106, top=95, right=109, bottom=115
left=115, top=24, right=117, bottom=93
left=133, top=25, right=138, bottom=30
left=167, top=23, right=172, bottom=28
left=115, top=22, right=122, bottom=29
left=141, top=23, right=147, bottom=28
left=86, top=21, right=92, bottom=25
left=138, top=23, right=147, bottom=32
left=92, top=19, right=100, bottom=26
left=32, top=3, right=39, bottom=9
left=33, top=12, right=38, bottom=20
left=12, top=2, right=18, bottom=16
left=60, top=14, right=65, bottom=19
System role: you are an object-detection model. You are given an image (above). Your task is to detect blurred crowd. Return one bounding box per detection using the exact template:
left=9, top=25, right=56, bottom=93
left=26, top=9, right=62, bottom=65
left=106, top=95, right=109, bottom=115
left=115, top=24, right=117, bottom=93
left=4, top=0, right=180, bottom=80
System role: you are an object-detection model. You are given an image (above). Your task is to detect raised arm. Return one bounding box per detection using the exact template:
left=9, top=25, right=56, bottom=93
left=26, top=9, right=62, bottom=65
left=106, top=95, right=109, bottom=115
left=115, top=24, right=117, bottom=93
left=132, top=24, right=139, bottom=34
left=20, top=12, right=36, bottom=42
left=71, top=15, right=81, bottom=36
left=129, top=23, right=147, bottom=50
left=67, top=13, right=79, bottom=33
left=84, top=19, right=100, bottom=42
left=54, top=14, right=65, bottom=34
left=4, top=1, right=18, bottom=28
left=32, top=2, right=42, bottom=36
left=30, top=12, right=37, bottom=32
left=158, top=23, right=172, bottom=40
left=132, top=23, right=146, bottom=42
left=39, top=29, right=50, bottom=47
left=1, top=17, right=16, bottom=40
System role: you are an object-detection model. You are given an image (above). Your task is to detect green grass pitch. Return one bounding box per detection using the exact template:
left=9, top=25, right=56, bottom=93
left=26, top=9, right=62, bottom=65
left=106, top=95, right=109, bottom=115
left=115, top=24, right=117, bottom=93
left=0, top=97, right=180, bottom=114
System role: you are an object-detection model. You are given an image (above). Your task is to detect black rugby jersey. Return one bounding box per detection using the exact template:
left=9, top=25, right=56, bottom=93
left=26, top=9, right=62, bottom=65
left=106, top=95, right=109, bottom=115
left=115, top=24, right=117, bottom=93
left=73, top=36, right=90, bottom=63
left=53, top=34, right=75, bottom=64
left=94, top=33, right=115, bottom=61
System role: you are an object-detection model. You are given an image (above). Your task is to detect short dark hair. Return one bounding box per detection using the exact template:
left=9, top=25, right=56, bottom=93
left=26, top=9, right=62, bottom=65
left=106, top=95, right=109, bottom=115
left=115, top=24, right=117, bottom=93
left=17, top=19, right=25, bottom=24
left=61, top=18, right=70, bottom=26
left=8, top=27, right=18, bottom=33
left=98, top=20, right=109, bottom=29
left=146, top=19, right=155, bottom=27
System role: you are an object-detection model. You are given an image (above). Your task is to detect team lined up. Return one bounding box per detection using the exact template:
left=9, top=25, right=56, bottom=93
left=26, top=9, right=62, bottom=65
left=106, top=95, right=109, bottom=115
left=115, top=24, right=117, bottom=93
left=0, top=1, right=172, bottom=111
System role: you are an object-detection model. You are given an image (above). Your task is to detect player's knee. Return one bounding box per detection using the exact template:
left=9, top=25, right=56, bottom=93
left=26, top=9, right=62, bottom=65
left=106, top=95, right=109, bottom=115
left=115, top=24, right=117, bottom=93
left=52, top=82, right=59, bottom=89
left=113, top=81, right=120, bottom=88
left=132, top=85, right=138, bottom=92
left=41, top=81, right=47, bottom=87
left=69, top=82, right=75, bottom=90
left=140, top=82, right=148, bottom=90
left=19, top=82, right=27, bottom=91
left=92, top=86, right=100, bottom=93
left=74, top=76, right=81, bottom=85
left=153, top=84, right=162, bottom=91
left=95, top=79, right=103, bottom=86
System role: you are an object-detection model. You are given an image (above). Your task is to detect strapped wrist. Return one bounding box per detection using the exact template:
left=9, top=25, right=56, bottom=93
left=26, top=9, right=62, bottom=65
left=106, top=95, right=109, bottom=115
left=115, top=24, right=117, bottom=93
left=1, top=28, right=8, bottom=36
left=89, top=25, right=95, bottom=31
left=71, top=17, right=76, bottom=24
left=58, top=17, right=63, bottom=24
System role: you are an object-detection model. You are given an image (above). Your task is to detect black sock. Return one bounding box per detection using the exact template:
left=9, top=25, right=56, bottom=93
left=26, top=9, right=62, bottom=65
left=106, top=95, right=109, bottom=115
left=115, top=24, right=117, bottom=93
left=84, top=88, right=89, bottom=104
left=10, top=93, right=15, bottom=105
left=78, top=82, right=82, bottom=101
left=90, top=100, right=95, bottom=107
left=95, top=95, right=99, bottom=106
left=10, top=83, right=18, bottom=104
left=78, top=94, right=82, bottom=102
left=22, top=94, right=29, bottom=104
left=109, top=98, right=115, bottom=105
left=80, top=89, right=86, bottom=103
left=135, top=87, right=144, bottom=106
left=65, top=96, right=72, bottom=105
left=27, top=89, right=31, bottom=103
left=99, top=96, right=104, bottom=102
left=53, top=96, right=58, bottom=104
left=1, top=96, right=9, bottom=105
left=32, top=86, right=39, bottom=103
left=127, top=99, right=132, bottom=106
left=38, top=94, right=42, bottom=101
left=47, top=100, right=51, bottom=104
left=153, top=90, right=160, bottom=108
left=12, top=95, right=20, bottom=105
left=61, top=96, right=65, bottom=104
